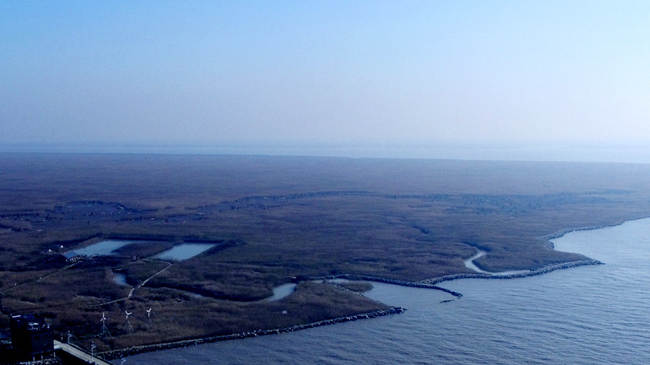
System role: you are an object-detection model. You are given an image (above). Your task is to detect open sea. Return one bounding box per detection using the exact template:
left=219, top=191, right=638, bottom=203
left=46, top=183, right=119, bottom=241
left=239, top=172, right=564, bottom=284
left=123, top=218, right=650, bottom=364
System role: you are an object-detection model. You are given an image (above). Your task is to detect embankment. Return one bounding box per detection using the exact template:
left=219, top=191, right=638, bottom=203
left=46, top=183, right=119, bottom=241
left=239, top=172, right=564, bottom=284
left=100, top=307, right=405, bottom=360
left=308, top=274, right=464, bottom=297
left=421, top=259, right=603, bottom=285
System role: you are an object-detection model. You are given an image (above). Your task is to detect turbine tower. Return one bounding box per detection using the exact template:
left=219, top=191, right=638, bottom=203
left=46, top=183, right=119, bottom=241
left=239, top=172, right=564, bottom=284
left=100, top=312, right=111, bottom=337
left=124, top=310, right=134, bottom=332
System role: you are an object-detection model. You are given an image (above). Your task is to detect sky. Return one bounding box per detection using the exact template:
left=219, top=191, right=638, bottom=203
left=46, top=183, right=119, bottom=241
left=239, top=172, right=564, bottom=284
left=1, top=1, right=649, bottom=161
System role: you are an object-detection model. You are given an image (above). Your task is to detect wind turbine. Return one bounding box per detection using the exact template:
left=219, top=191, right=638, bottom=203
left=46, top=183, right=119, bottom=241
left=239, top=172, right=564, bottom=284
left=146, top=307, right=152, bottom=320
left=100, top=312, right=111, bottom=337
left=124, top=310, right=134, bottom=332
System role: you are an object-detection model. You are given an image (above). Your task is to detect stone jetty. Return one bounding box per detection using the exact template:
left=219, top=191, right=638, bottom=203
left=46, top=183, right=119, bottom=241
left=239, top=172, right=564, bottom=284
left=101, top=307, right=406, bottom=360
left=311, top=274, right=464, bottom=297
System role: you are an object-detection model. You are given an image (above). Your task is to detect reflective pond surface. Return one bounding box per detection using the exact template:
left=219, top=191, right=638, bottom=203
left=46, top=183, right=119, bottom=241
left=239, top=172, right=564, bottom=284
left=64, top=240, right=133, bottom=258
left=153, top=243, right=216, bottom=261
left=64, top=240, right=218, bottom=262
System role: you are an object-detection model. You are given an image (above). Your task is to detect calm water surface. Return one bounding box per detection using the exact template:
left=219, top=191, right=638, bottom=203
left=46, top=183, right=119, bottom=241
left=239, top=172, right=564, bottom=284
left=67, top=240, right=218, bottom=261
left=264, top=283, right=296, bottom=302
left=124, top=218, right=650, bottom=364
left=64, top=240, right=133, bottom=258
left=112, top=272, right=128, bottom=286
left=153, top=243, right=216, bottom=261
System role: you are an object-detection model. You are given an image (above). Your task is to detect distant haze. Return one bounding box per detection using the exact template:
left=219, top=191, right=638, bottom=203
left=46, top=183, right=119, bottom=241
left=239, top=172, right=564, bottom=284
left=1, top=1, right=649, bottom=162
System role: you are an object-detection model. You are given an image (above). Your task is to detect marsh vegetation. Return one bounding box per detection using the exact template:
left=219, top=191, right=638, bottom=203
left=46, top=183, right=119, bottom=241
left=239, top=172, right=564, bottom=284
left=1, top=153, right=650, bottom=352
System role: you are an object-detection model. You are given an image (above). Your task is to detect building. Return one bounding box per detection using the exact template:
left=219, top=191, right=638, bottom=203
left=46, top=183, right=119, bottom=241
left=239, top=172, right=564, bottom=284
left=62, top=251, right=84, bottom=263
left=9, top=314, right=54, bottom=361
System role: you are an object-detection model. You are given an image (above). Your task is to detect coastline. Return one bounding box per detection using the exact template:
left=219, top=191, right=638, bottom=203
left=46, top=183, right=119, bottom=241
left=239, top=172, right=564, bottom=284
left=539, top=215, right=650, bottom=244
left=421, top=259, right=602, bottom=285
left=100, top=307, right=405, bottom=360
left=104, top=218, right=648, bottom=361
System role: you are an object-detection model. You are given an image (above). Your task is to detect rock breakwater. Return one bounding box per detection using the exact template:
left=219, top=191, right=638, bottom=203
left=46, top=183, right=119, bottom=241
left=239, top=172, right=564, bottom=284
left=421, top=259, right=603, bottom=285
left=311, top=274, right=464, bottom=297
left=100, top=307, right=405, bottom=360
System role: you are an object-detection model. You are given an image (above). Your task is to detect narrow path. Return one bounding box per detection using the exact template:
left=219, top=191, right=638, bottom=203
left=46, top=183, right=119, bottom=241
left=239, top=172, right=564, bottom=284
left=98, top=262, right=172, bottom=306
left=141, top=262, right=172, bottom=286
left=0, top=262, right=79, bottom=296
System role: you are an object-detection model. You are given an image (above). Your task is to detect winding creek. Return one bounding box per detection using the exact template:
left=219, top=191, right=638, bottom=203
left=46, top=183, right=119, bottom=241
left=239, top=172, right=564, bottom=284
left=262, top=283, right=296, bottom=302
left=122, top=218, right=650, bottom=364
left=99, top=240, right=296, bottom=302
left=463, top=249, right=530, bottom=276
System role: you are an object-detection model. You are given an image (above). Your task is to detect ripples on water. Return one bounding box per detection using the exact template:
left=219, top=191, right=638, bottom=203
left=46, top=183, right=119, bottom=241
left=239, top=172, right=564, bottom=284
left=124, top=219, right=650, bottom=364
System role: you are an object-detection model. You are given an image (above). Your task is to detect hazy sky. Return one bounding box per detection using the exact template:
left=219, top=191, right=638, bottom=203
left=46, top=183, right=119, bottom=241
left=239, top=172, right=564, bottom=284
left=1, top=1, right=649, bottom=151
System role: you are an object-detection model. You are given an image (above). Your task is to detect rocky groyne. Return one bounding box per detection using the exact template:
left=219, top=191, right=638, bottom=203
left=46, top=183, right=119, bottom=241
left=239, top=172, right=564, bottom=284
left=100, top=307, right=406, bottom=360
left=309, top=274, right=464, bottom=297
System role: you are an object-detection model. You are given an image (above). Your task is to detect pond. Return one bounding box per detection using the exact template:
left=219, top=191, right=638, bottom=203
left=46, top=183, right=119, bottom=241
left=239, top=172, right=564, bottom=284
left=153, top=243, right=216, bottom=261
left=112, top=272, right=128, bottom=286
left=64, top=240, right=218, bottom=262
left=64, top=240, right=134, bottom=258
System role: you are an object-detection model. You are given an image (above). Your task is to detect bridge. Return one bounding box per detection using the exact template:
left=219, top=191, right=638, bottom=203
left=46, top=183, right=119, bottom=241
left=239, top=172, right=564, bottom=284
left=53, top=340, right=112, bottom=365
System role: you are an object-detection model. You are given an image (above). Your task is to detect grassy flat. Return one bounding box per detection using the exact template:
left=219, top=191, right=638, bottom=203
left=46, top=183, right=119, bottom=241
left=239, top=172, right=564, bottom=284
left=1, top=153, right=650, bottom=352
